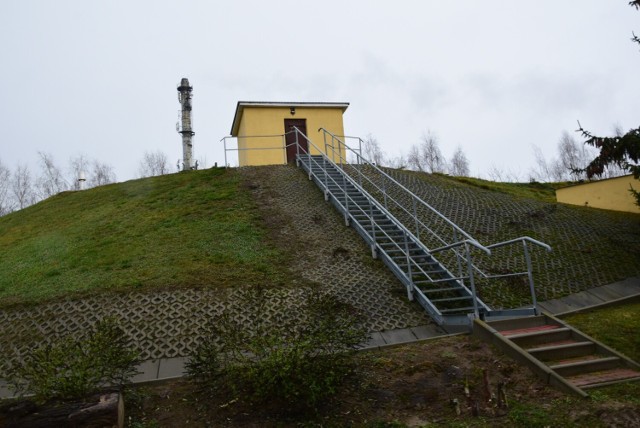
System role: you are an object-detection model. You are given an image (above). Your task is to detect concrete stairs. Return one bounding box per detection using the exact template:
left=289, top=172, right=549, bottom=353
left=473, top=313, right=640, bottom=396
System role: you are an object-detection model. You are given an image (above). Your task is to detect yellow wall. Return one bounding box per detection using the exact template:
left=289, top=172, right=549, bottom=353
left=556, top=175, right=640, bottom=213
left=236, top=106, right=346, bottom=166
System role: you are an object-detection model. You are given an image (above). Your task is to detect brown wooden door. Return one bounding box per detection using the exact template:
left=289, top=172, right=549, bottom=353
left=284, top=119, right=308, bottom=163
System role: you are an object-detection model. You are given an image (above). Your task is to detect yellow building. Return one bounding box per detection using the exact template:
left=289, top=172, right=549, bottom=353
left=229, top=101, right=349, bottom=166
left=556, top=174, right=640, bottom=213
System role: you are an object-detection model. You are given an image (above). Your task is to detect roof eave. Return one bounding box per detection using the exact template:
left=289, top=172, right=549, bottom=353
left=230, top=101, right=350, bottom=136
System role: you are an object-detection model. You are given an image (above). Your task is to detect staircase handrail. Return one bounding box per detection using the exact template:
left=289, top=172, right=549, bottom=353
left=317, top=127, right=550, bottom=315
left=318, top=127, right=479, bottom=247
left=430, top=239, right=491, bottom=256
left=295, top=127, right=490, bottom=257
left=485, top=236, right=552, bottom=252
left=292, top=127, right=492, bottom=314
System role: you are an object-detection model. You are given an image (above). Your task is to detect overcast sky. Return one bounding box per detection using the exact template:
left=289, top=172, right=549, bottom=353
left=1, top=1, right=639, bottom=182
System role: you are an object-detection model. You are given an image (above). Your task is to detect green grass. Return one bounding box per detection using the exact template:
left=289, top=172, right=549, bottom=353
left=0, top=168, right=290, bottom=307
left=564, top=302, right=640, bottom=361
left=439, top=174, right=567, bottom=203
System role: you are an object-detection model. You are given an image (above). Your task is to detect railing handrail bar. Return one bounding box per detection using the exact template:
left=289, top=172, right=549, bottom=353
left=485, top=236, right=552, bottom=252
left=317, top=127, right=478, bottom=243
left=220, top=131, right=294, bottom=143
left=430, top=239, right=491, bottom=256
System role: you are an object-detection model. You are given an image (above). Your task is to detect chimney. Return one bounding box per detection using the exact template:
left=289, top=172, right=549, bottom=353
left=177, top=78, right=195, bottom=170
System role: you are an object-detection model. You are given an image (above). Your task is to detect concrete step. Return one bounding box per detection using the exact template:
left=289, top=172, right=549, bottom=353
left=550, top=356, right=621, bottom=377
left=506, top=327, right=573, bottom=349
left=568, top=368, right=640, bottom=389
left=487, top=315, right=550, bottom=332
left=529, top=341, right=596, bottom=362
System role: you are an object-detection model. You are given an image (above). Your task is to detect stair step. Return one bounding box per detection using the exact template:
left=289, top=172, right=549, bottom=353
left=487, top=315, right=550, bottom=333
left=420, top=286, right=464, bottom=294
left=550, top=356, right=621, bottom=377
left=385, top=247, right=424, bottom=254
left=529, top=341, right=595, bottom=361
left=567, top=368, right=640, bottom=388
left=507, top=327, right=573, bottom=348
left=500, top=324, right=561, bottom=337
left=440, top=306, right=476, bottom=314
left=547, top=353, right=603, bottom=366
left=431, top=295, right=474, bottom=303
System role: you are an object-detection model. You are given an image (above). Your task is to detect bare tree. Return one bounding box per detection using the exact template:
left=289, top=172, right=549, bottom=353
left=556, top=131, right=598, bottom=181
left=138, top=151, right=169, bottom=177
left=37, top=152, right=69, bottom=198
left=362, top=134, right=385, bottom=165
left=406, top=144, right=423, bottom=171
left=90, top=160, right=116, bottom=187
left=486, top=165, right=524, bottom=183
left=529, top=145, right=564, bottom=182
left=420, top=131, right=446, bottom=173
left=0, top=159, right=14, bottom=216
left=12, top=164, right=35, bottom=210
left=487, top=164, right=505, bottom=182
left=387, top=154, right=407, bottom=169
left=449, top=146, right=470, bottom=177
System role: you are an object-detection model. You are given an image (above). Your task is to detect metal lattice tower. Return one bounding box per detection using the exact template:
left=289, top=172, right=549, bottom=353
left=177, top=78, right=195, bottom=170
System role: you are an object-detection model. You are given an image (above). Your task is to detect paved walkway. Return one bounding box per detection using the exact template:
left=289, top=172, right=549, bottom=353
left=2, top=276, right=638, bottom=400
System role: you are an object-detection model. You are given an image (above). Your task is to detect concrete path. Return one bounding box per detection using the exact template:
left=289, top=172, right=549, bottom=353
left=2, top=276, right=639, bottom=400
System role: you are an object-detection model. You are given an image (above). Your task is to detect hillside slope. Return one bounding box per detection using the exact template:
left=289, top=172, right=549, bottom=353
left=0, top=168, right=289, bottom=307
left=1, top=164, right=639, bottom=377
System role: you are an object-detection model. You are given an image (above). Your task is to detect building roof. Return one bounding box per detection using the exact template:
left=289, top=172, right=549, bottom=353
left=230, top=101, right=349, bottom=136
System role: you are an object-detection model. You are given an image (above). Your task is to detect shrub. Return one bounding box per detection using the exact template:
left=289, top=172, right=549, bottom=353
left=186, top=285, right=369, bottom=409
left=8, top=317, right=140, bottom=402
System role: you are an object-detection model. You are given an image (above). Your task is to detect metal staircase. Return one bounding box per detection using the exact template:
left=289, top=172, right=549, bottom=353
left=291, top=127, right=552, bottom=328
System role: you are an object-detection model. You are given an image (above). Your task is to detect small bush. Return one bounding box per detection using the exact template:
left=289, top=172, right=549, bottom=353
left=186, top=285, right=369, bottom=409
left=8, top=317, right=140, bottom=402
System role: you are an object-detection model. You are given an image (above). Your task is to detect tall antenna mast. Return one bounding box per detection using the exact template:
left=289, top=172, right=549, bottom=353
left=177, top=78, right=195, bottom=170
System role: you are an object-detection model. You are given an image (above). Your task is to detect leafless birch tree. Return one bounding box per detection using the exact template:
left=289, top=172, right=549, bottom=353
left=0, top=159, right=14, bottom=215
left=138, top=151, right=169, bottom=177
left=449, top=146, right=470, bottom=177
left=12, top=164, right=35, bottom=210
left=420, top=131, right=446, bottom=173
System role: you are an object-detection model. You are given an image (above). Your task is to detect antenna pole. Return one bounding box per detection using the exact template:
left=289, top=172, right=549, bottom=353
left=177, top=78, right=195, bottom=170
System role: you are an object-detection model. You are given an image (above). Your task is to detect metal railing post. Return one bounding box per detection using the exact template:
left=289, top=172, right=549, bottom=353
left=323, top=130, right=328, bottom=158
left=282, top=135, right=287, bottom=165
left=369, top=200, right=377, bottom=258
left=323, top=154, right=329, bottom=200
left=412, top=197, right=419, bottom=240
left=342, top=163, right=349, bottom=218
left=465, top=242, right=480, bottom=319
left=404, top=232, right=414, bottom=301
left=452, top=229, right=465, bottom=286
left=523, top=240, right=539, bottom=315
left=223, top=137, right=228, bottom=168
left=382, top=175, right=388, bottom=209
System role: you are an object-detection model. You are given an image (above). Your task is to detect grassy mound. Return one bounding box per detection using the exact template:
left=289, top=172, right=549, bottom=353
left=0, top=168, right=289, bottom=307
